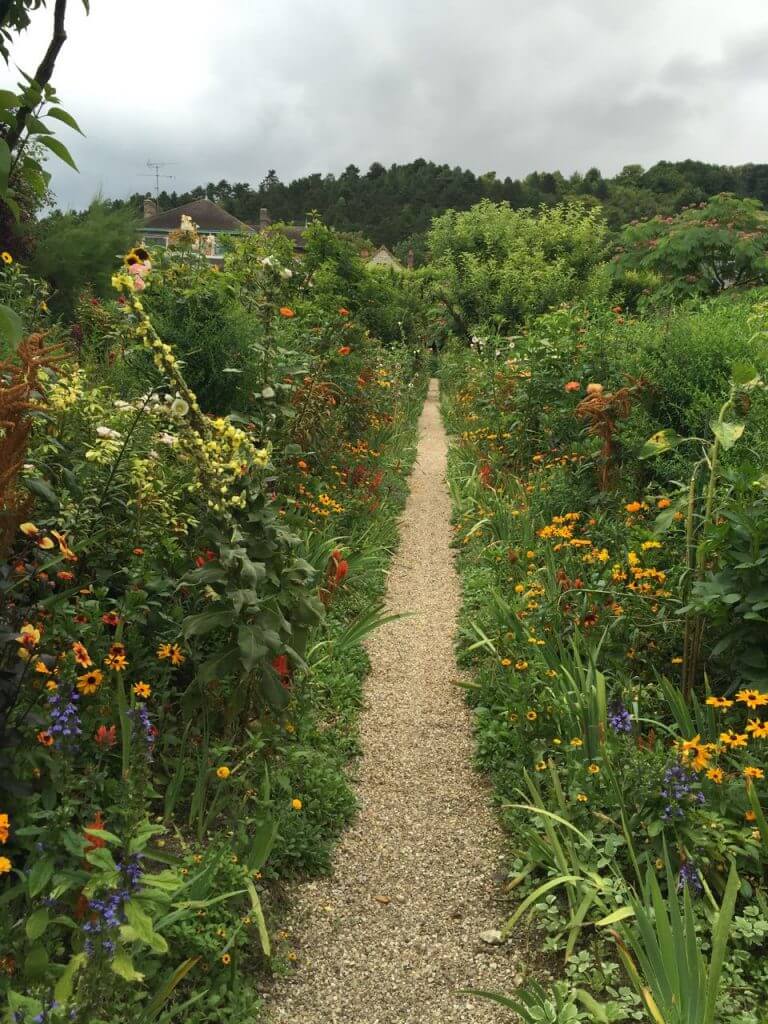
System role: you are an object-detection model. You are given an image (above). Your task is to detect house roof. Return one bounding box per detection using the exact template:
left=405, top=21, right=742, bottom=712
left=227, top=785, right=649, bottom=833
left=143, top=198, right=254, bottom=233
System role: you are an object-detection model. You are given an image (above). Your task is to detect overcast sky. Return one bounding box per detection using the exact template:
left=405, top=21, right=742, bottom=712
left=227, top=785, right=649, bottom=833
left=3, top=0, right=768, bottom=209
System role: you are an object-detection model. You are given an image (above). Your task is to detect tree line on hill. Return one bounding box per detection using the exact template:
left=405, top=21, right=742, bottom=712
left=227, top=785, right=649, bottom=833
left=111, top=158, right=768, bottom=264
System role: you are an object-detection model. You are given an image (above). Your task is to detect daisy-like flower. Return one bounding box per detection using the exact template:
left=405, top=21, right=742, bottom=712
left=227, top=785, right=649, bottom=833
left=17, top=624, right=41, bottom=650
left=570, top=737, right=583, bottom=748
left=216, top=766, right=231, bottom=780
left=72, top=642, right=92, bottom=668
left=221, top=953, right=231, bottom=965
left=133, top=682, right=151, bottom=699
left=105, top=652, right=128, bottom=671
left=515, top=660, right=529, bottom=671
left=1, top=251, right=13, bottom=264
left=156, top=643, right=173, bottom=660
left=526, top=710, right=537, bottom=721
left=500, top=658, right=512, bottom=667
left=0, top=856, right=11, bottom=875
left=720, top=730, right=749, bottom=749
left=576, top=793, right=588, bottom=802
left=535, top=761, right=547, bottom=771
left=169, top=644, right=186, bottom=666
left=101, top=611, right=120, bottom=628
left=587, top=763, right=600, bottom=774
left=0, top=814, right=9, bottom=844
left=706, top=696, right=734, bottom=710
left=744, top=766, right=765, bottom=780
left=36, top=730, right=53, bottom=746
left=736, top=689, right=768, bottom=710
left=77, top=669, right=104, bottom=696
left=706, top=767, right=725, bottom=784
left=746, top=718, right=768, bottom=739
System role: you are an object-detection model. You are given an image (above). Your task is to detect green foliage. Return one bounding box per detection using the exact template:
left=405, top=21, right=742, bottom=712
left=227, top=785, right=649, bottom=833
left=427, top=199, right=609, bottom=337
left=30, top=201, right=138, bottom=316
left=612, top=195, right=768, bottom=305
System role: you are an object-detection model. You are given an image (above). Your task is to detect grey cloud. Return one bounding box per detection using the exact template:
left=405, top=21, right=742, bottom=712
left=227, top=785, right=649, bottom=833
left=3, top=0, right=768, bottom=209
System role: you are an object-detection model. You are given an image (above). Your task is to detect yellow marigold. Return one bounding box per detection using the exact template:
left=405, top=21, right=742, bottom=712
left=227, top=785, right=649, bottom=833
left=0, top=856, right=11, bottom=874
left=500, top=657, right=512, bottom=667
left=291, top=798, right=302, bottom=810
left=657, top=497, right=671, bottom=509
left=216, top=766, right=231, bottom=780
left=515, top=660, right=529, bottom=671
left=0, top=814, right=9, bottom=844
left=514, top=584, right=525, bottom=594
left=625, top=501, right=646, bottom=514
left=576, top=793, right=588, bottom=802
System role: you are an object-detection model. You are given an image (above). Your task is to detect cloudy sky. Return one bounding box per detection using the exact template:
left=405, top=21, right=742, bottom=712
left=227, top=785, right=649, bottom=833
left=3, top=0, right=768, bottom=208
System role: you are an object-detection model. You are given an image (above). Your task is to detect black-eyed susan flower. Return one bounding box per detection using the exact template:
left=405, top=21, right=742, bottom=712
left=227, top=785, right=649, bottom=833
left=72, top=642, right=92, bottom=668
left=133, top=682, right=151, bottom=699
left=587, top=763, right=600, bottom=774
left=77, top=669, right=104, bottom=696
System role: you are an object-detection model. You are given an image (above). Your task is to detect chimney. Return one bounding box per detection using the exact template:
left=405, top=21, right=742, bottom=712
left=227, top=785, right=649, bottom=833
left=407, top=247, right=414, bottom=270
left=259, top=207, right=271, bottom=231
left=143, top=195, right=158, bottom=221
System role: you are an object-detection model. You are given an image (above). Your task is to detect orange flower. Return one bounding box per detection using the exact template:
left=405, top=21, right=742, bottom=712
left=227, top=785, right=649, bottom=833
left=84, top=811, right=106, bottom=851
left=339, top=307, right=350, bottom=316
left=133, top=682, right=151, bottom=699
left=706, top=767, right=724, bottom=784
left=338, top=346, right=351, bottom=356
left=105, top=653, right=128, bottom=671
left=36, top=730, right=53, bottom=747
left=72, top=642, right=92, bottom=668
left=56, top=570, right=75, bottom=582
left=657, top=497, right=671, bottom=509
left=744, top=766, right=764, bottom=780
left=101, top=611, right=120, bottom=628
left=94, top=725, right=117, bottom=749
left=564, top=381, right=581, bottom=393
left=279, top=307, right=295, bottom=318
left=170, top=644, right=186, bottom=666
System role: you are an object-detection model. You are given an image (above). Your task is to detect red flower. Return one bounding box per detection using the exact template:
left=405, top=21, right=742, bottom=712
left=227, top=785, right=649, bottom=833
left=279, top=307, right=295, bottom=318
left=101, top=611, right=120, bottom=629
left=272, top=654, right=291, bottom=681
left=338, top=346, right=351, bottom=356
left=84, top=812, right=106, bottom=852
left=339, top=307, right=350, bottom=317
left=564, top=381, right=581, bottom=393
left=478, top=464, right=492, bottom=488
left=94, top=725, right=117, bottom=749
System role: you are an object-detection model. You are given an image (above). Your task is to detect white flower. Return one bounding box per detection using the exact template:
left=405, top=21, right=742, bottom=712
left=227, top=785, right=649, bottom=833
left=170, top=398, right=189, bottom=417
left=96, top=426, right=122, bottom=440
left=261, top=256, right=275, bottom=268
left=261, top=386, right=275, bottom=399
left=157, top=432, right=178, bottom=446
left=279, top=267, right=293, bottom=280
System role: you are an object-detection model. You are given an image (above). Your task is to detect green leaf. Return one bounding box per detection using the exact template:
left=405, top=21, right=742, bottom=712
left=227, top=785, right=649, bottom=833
left=245, top=878, right=271, bottom=956
left=182, top=608, right=235, bottom=637
left=238, top=624, right=267, bottom=670
left=196, top=644, right=241, bottom=683
left=122, top=901, right=168, bottom=954
left=111, top=948, right=145, bottom=983
left=45, top=106, right=84, bottom=135
left=23, top=476, right=59, bottom=510
left=639, top=428, right=683, bottom=459
left=27, top=855, right=54, bottom=898
left=23, top=943, right=48, bottom=978
left=732, top=362, right=758, bottom=387
left=0, top=138, right=10, bottom=193
left=139, top=956, right=200, bottom=1020
left=0, top=303, right=23, bottom=349
left=53, top=952, right=87, bottom=1005
left=38, top=135, right=79, bottom=171
left=710, top=419, right=745, bottom=450
left=25, top=908, right=50, bottom=941
left=0, top=90, right=19, bottom=112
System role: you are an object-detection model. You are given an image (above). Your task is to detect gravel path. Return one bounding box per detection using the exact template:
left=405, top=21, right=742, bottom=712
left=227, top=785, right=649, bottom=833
left=266, top=379, right=521, bottom=1023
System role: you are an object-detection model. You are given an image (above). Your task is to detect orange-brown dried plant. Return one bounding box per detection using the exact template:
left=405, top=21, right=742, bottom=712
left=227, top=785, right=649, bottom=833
left=0, top=334, right=66, bottom=556
left=575, top=381, right=647, bottom=490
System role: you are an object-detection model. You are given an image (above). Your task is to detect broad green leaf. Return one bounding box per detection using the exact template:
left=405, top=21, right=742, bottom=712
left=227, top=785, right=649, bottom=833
left=0, top=303, right=23, bottom=348
left=25, top=908, right=50, bottom=941
left=23, top=477, right=59, bottom=510
left=111, top=948, right=145, bottom=983
left=124, top=900, right=168, bottom=952
left=23, top=943, right=48, bottom=977
left=238, top=624, right=267, bottom=670
left=0, top=90, right=18, bottom=112
left=45, top=106, right=84, bottom=135
left=732, top=361, right=758, bottom=386
left=182, top=608, right=235, bottom=637
left=27, top=855, right=54, bottom=897
left=53, top=952, right=87, bottom=1004
left=639, top=428, right=683, bottom=459
left=710, top=419, right=745, bottom=450
left=38, top=135, right=79, bottom=171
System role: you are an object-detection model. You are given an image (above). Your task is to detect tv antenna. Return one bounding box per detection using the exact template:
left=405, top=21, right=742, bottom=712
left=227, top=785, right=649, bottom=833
left=139, top=159, right=177, bottom=198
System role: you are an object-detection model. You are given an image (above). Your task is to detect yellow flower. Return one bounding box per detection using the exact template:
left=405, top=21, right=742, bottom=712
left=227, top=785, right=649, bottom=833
left=514, top=584, right=525, bottom=594
left=526, top=550, right=535, bottom=559
left=0, top=814, right=9, bottom=844
left=500, top=657, right=512, bottom=667
left=576, top=793, right=588, bottom=802
left=587, top=763, right=600, bottom=774
left=0, top=856, right=11, bottom=874
left=1, top=252, right=12, bottom=265
left=705, top=696, right=733, bottom=709
left=105, top=653, right=128, bottom=671
left=156, top=643, right=173, bottom=660
left=170, top=644, right=186, bottom=666
left=291, top=798, right=302, bottom=811
left=526, top=710, right=537, bottom=721
left=641, top=540, right=662, bottom=551
left=706, top=767, right=725, bottom=784
left=552, top=738, right=562, bottom=746
left=746, top=718, right=768, bottom=739
left=216, top=766, right=231, bottom=780
left=17, top=623, right=41, bottom=649
left=744, top=766, right=765, bottom=780
left=77, top=669, right=104, bottom=696
left=570, top=737, right=583, bottom=748
left=535, top=761, right=547, bottom=771
left=133, top=681, right=151, bottom=699
left=515, top=660, right=529, bottom=671
left=625, top=501, right=646, bottom=514
left=720, top=730, right=749, bottom=749
left=546, top=669, right=557, bottom=678
left=736, top=689, right=768, bottom=710
left=221, top=953, right=231, bottom=965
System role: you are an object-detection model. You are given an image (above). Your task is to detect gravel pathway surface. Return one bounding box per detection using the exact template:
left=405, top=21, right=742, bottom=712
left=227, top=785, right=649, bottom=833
left=266, top=379, right=521, bottom=1023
